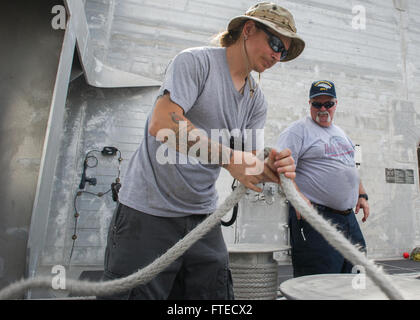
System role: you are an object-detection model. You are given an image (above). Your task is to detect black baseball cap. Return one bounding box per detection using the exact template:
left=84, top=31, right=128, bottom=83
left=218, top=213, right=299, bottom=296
left=309, top=80, right=336, bottom=99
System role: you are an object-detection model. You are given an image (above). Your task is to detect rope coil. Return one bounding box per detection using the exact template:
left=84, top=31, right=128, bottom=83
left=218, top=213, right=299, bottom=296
left=230, top=263, right=278, bottom=299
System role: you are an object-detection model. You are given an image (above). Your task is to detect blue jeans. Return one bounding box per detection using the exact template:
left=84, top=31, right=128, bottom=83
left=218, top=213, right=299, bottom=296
left=289, top=204, right=366, bottom=277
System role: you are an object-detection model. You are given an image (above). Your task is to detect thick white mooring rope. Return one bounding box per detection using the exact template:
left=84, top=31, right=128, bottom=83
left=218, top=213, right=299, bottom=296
left=0, top=176, right=406, bottom=300
left=278, top=175, right=406, bottom=300
left=0, top=184, right=247, bottom=300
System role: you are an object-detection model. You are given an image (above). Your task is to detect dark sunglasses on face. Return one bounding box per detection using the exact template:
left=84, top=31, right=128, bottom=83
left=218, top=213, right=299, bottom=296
left=311, top=101, right=336, bottom=109
left=258, top=26, right=288, bottom=61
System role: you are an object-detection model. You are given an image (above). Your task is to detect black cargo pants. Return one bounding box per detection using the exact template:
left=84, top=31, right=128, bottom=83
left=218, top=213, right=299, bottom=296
left=98, top=203, right=234, bottom=300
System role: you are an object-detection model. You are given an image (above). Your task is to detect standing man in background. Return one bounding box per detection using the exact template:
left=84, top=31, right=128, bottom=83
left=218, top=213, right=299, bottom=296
left=276, top=80, right=369, bottom=277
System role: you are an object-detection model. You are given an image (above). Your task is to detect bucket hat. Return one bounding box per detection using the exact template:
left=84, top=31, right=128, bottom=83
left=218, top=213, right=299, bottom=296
left=228, top=2, right=305, bottom=62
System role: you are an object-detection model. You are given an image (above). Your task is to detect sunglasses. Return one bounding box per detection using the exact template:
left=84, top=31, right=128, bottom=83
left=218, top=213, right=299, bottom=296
left=258, top=26, right=288, bottom=61
left=311, top=101, right=336, bottom=109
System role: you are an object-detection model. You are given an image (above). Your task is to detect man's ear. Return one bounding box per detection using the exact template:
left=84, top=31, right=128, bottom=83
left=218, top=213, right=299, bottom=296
left=243, top=20, right=256, bottom=37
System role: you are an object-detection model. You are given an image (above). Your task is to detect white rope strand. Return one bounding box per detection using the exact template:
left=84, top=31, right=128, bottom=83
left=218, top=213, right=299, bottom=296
left=279, top=175, right=406, bottom=300
left=0, top=185, right=247, bottom=300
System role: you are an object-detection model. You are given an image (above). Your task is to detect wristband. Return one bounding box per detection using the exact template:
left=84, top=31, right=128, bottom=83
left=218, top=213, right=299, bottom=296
left=359, top=193, right=368, bottom=201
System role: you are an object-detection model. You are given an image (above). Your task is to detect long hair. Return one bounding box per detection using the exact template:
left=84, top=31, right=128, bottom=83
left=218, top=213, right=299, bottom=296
left=211, top=20, right=246, bottom=47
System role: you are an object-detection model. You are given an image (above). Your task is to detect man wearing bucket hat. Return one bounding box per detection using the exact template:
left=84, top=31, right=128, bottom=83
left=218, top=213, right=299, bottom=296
left=226, top=2, right=305, bottom=62
left=276, top=80, right=370, bottom=277
left=99, top=2, right=304, bottom=300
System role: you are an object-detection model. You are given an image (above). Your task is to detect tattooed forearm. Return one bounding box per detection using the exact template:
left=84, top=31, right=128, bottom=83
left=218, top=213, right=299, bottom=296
left=170, top=111, right=198, bottom=153
left=165, top=112, right=232, bottom=165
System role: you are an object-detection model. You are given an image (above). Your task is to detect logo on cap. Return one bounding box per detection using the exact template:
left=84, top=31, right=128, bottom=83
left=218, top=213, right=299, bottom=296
left=314, top=81, right=333, bottom=90
left=309, top=80, right=336, bottom=98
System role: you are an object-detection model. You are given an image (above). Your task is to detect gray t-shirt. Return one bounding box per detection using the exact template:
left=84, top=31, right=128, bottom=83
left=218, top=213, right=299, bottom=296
left=119, top=46, right=267, bottom=217
left=276, top=116, right=359, bottom=211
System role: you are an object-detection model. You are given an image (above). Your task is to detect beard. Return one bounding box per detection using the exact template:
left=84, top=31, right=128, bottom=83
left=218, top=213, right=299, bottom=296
left=316, top=111, right=331, bottom=124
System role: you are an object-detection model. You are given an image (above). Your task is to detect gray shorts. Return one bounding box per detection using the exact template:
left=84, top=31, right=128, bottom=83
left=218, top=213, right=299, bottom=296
left=99, top=203, right=234, bottom=300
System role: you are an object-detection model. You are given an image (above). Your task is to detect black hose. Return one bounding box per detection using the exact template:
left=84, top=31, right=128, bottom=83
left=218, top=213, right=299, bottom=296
left=221, top=178, right=239, bottom=227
